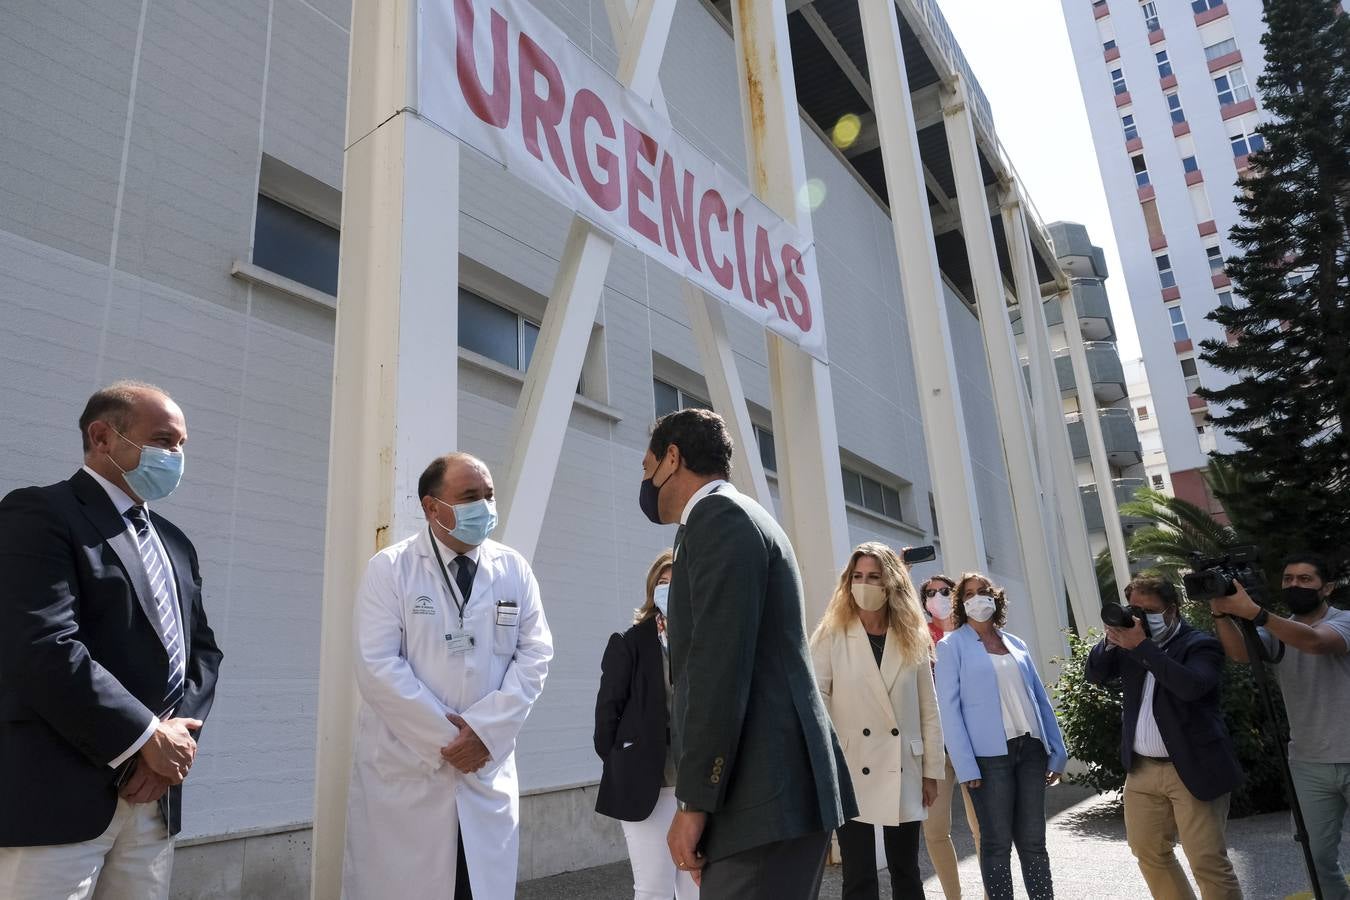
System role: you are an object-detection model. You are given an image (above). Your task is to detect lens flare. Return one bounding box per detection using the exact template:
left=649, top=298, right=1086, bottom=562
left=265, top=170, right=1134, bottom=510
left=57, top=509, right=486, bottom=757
left=832, top=113, right=862, bottom=149
left=798, top=178, right=827, bottom=211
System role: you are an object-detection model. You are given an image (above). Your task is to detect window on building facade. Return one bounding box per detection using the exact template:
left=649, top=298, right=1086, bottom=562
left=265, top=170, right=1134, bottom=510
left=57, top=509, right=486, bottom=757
left=1180, top=356, right=1201, bottom=392
left=1132, top=153, right=1151, bottom=187
left=1214, top=66, right=1251, bottom=105
left=1205, top=245, right=1225, bottom=275
left=1203, top=38, right=1238, bottom=61
left=1141, top=1, right=1161, bottom=32
left=1155, top=49, right=1173, bottom=78
left=1168, top=304, right=1189, bottom=341
left=252, top=195, right=340, bottom=295
left=754, top=426, right=777, bottom=473
left=653, top=380, right=775, bottom=472
left=1165, top=90, right=1185, bottom=124
left=1103, top=38, right=1118, bottom=52
left=1192, top=0, right=1224, bottom=12
left=1181, top=155, right=1199, bottom=173
left=1228, top=122, right=1265, bottom=157
left=1217, top=290, right=1234, bottom=308
left=1121, top=113, right=1139, bottom=142
left=1155, top=253, right=1176, bottom=289
left=1110, top=67, right=1128, bottom=95
left=842, top=467, right=906, bottom=522
left=1137, top=405, right=1150, bottom=420
left=1152, top=473, right=1165, bottom=489
left=459, top=289, right=564, bottom=386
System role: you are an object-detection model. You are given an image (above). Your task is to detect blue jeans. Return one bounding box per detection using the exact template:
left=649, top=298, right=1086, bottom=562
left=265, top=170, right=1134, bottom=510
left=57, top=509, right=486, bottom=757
left=969, top=734, right=1054, bottom=899
left=1289, top=760, right=1350, bottom=900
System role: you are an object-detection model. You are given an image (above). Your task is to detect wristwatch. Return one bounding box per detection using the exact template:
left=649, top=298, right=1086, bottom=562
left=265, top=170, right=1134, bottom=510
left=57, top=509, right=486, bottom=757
left=1252, top=608, right=1270, bottom=627
left=677, top=799, right=706, bottom=813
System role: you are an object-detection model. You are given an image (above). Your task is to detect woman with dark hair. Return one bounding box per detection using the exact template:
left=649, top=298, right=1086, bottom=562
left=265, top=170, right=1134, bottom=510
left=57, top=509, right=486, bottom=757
left=593, top=550, right=697, bottom=900
left=935, top=573, right=1066, bottom=900
left=809, top=543, right=944, bottom=900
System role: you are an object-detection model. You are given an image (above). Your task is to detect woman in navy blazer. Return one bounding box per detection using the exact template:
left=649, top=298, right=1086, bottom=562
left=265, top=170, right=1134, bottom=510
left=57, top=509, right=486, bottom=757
left=935, top=573, right=1067, bottom=900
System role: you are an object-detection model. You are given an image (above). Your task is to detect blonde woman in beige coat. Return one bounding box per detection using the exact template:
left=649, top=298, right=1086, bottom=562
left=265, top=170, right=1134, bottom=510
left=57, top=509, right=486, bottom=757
left=810, top=543, right=946, bottom=900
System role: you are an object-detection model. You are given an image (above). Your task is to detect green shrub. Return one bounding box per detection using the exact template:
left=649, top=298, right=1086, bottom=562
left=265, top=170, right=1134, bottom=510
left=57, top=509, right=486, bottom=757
left=1053, top=610, right=1289, bottom=817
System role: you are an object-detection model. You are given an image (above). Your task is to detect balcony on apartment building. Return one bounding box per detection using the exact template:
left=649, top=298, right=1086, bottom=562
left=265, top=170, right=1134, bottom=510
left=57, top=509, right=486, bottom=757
left=1011, top=279, right=1115, bottom=342
left=1066, top=408, right=1143, bottom=468
left=1054, top=343, right=1128, bottom=402
left=1080, top=478, right=1150, bottom=532
left=1048, top=222, right=1109, bottom=280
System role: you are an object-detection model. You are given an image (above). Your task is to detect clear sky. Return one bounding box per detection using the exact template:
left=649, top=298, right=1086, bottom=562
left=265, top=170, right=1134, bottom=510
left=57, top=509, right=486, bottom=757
left=936, top=0, right=1143, bottom=359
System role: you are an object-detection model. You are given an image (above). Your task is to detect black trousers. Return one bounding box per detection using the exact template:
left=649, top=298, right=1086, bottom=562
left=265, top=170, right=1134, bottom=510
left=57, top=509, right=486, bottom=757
left=699, top=830, right=830, bottom=900
left=455, top=830, right=472, bottom=900
left=835, top=818, right=924, bottom=900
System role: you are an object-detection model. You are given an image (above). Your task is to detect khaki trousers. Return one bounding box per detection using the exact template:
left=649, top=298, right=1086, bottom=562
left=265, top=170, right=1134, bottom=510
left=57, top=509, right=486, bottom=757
left=923, top=754, right=982, bottom=899
left=1124, top=758, right=1242, bottom=900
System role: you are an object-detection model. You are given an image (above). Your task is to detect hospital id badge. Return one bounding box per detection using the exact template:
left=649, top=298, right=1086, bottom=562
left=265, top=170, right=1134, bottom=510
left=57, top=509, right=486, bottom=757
left=495, top=601, right=519, bottom=626
left=445, top=630, right=475, bottom=654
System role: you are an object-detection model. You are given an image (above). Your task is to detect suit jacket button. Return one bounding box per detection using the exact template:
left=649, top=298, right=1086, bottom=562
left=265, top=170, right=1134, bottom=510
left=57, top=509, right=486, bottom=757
left=710, top=774, right=721, bottom=784
left=863, top=728, right=871, bottom=736
left=861, top=767, right=870, bottom=775
left=714, top=756, right=725, bottom=766
left=891, top=728, right=899, bottom=736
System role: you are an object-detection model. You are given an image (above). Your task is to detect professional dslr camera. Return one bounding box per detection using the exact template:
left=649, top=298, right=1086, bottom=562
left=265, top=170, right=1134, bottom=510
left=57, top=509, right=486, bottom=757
left=1100, top=601, right=1152, bottom=636
left=1181, top=546, right=1263, bottom=601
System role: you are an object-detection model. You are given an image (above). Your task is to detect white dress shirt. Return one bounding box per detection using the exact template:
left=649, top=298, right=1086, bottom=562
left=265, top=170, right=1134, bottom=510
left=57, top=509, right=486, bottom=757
left=679, top=479, right=731, bottom=525
left=81, top=466, right=184, bottom=769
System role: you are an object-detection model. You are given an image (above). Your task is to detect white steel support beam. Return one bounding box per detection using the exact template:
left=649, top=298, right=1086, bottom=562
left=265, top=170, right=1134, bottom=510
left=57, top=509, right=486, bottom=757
left=856, top=0, right=988, bottom=576
left=496, top=0, right=677, bottom=557
left=312, top=0, right=459, bottom=893
left=942, top=80, right=1065, bottom=665
left=1002, top=193, right=1103, bottom=631
left=1061, top=287, right=1131, bottom=604
left=731, top=0, right=850, bottom=621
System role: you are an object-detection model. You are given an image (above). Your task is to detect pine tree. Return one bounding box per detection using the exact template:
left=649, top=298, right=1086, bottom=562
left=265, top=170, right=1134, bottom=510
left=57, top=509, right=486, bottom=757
left=1198, top=0, right=1350, bottom=568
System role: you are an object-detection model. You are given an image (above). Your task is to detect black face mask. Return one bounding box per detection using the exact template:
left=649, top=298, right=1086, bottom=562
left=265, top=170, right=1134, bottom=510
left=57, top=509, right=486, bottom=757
left=639, top=460, right=674, bottom=525
left=1283, top=586, right=1323, bottom=616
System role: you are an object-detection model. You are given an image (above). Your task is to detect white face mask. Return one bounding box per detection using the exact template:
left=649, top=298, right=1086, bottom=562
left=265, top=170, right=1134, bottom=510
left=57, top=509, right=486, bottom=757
left=851, top=583, right=888, bottom=612
left=964, top=593, right=997, bottom=623
left=653, top=583, right=670, bottom=617
left=925, top=594, right=953, bottom=621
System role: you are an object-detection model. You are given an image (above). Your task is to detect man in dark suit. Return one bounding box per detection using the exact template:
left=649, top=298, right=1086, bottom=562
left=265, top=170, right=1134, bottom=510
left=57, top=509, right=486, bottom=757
left=1086, top=574, right=1243, bottom=899
left=638, top=408, right=854, bottom=899
left=0, top=381, right=222, bottom=899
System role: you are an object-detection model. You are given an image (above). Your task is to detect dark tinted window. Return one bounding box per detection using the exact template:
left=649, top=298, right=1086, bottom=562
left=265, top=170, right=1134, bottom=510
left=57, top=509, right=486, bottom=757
left=459, top=289, right=520, bottom=368
left=252, top=195, right=339, bottom=295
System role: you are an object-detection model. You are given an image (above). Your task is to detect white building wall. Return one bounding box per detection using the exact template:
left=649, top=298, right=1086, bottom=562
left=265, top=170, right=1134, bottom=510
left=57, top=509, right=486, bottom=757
left=1062, top=0, right=1269, bottom=474
left=2, top=0, right=1035, bottom=883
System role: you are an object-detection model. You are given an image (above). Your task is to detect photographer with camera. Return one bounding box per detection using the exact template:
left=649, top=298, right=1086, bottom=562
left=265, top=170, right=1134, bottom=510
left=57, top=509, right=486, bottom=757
left=1087, top=574, right=1244, bottom=900
left=1210, top=554, right=1350, bottom=900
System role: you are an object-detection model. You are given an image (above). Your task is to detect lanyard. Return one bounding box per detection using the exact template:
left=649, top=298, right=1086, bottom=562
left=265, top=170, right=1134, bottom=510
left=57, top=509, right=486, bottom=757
left=428, top=527, right=469, bottom=626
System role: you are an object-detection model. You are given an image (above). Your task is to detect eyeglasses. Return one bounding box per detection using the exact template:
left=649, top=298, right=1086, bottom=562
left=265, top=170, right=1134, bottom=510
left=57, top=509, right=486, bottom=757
left=921, top=587, right=952, bottom=598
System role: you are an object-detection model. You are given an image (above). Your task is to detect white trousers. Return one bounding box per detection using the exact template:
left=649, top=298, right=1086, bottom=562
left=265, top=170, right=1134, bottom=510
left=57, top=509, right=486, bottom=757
left=621, top=785, right=699, bottom=900
left=0, top=799, right=173, bottom=900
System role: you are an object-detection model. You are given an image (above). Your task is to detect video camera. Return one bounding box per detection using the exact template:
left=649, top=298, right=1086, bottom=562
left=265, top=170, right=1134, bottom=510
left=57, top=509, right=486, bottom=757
left=1181, top=546, right=1263, bottom=601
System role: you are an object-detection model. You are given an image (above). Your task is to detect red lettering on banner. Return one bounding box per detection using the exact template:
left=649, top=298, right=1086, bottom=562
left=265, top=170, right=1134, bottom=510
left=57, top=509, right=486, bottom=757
left=623, top=121, right=661, bottom=246
left=732, top=209, right=751, bottom=302
left=658, top=155, right=700, bottom=272
left=455, top=0, right=510, bottom=127
left=698, top=190, right=733, bottom=290
left=519, top=33, right=572, bottom=181
left=780, top=245, right=812, bottom=332
left=570, top=89, right=620, bottom=211
left=753, top=226, right=786, bottom=320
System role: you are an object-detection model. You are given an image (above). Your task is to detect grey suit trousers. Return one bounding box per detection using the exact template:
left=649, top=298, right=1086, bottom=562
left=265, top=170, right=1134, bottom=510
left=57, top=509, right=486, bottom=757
left=698, top=830, right=830, bottom=900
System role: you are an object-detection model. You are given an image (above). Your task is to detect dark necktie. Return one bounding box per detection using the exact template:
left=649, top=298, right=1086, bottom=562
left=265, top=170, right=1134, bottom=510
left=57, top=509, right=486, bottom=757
left=124, top=506, right=186, bottom=716
left=453, top=555, right=476, bottom=603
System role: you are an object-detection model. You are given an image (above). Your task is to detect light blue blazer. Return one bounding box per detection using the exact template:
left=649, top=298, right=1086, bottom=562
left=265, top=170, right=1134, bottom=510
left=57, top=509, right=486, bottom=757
left=934, top=624, right=1068, bottom=784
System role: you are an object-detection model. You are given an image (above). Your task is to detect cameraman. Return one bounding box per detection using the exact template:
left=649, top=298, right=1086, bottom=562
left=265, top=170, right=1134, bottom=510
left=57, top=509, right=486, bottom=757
left=1087, top=575, right=1244, bottom=900
left=1210, top=554, right=1350, bottom=900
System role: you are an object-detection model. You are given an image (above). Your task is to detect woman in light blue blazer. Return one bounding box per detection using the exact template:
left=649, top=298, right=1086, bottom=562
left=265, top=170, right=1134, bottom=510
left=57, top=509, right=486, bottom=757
left=934, top=572, right=1067, bottom=900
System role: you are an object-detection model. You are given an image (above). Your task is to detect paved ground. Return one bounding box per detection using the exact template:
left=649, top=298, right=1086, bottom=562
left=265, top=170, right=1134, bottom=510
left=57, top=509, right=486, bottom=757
left=519, top=785, right=1350, bottom=899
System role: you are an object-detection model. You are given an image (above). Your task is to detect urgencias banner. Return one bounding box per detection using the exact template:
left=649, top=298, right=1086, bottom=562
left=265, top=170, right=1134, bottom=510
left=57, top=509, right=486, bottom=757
left=419, top=0, right=827, bottom=362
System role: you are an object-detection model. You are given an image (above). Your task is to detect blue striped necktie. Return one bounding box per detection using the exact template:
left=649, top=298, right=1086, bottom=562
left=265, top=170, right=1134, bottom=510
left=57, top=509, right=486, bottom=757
left=125, top=506, right=186, bottom=717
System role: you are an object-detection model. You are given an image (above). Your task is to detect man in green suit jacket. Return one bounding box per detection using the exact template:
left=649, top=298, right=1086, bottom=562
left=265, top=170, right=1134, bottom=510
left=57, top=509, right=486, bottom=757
left=638, top=408, right=855, bottom=899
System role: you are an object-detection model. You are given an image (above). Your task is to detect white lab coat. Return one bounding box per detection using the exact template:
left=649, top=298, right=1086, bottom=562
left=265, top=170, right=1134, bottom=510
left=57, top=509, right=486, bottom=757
left=342, top=529, right=553, bottom=900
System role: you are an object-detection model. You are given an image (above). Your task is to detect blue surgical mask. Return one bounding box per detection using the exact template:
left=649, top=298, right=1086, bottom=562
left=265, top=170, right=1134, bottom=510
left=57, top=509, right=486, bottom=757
left=109, top=431, right=184, bottom=502
left=433, top=497, right=498, bottom=546
left=653, top=583, right=670, bottom=617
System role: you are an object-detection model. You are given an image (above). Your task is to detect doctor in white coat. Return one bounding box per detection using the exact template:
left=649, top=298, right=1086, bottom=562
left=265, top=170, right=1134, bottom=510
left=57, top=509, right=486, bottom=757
left=342, top=453, right=553, bottom=900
